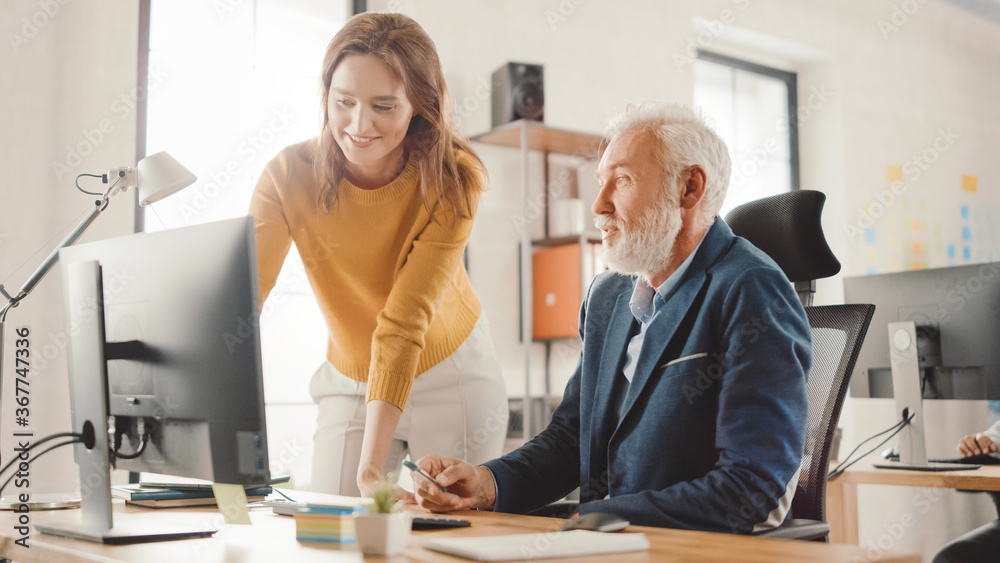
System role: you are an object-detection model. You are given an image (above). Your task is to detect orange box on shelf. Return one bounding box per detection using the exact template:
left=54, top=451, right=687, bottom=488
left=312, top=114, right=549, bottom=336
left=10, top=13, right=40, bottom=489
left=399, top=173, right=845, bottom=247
left=532, top=243, right=603, bottom=340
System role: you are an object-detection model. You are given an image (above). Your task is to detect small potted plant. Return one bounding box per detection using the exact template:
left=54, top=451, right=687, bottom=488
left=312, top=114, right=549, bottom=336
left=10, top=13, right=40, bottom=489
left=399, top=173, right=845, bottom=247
left=354, top=469, right=412, bottom=556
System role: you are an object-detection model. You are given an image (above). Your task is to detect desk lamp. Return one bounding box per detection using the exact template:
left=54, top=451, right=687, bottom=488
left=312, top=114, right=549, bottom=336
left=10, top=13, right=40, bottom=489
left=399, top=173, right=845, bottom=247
left=0, top=151, right=196, bottom=509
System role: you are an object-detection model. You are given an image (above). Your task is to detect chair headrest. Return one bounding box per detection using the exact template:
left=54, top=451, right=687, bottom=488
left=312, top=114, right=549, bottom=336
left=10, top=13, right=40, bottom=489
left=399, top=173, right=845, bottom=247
left=724, top=190, right=841, bottom=283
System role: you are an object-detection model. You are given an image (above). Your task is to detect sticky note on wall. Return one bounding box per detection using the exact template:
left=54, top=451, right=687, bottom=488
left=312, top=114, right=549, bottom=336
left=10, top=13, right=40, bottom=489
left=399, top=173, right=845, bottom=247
left=963, top=175, right=978, bottom=192
left=887, top=165, right=903, bottom=182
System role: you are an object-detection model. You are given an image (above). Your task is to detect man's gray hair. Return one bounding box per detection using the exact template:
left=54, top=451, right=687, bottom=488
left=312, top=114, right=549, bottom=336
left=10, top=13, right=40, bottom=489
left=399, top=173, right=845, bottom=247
left=604, top=102, right=731, bottom=223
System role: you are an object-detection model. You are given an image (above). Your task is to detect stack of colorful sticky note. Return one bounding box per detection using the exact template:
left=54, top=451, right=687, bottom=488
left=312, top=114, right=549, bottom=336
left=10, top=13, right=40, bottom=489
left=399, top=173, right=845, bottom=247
left=294, top=505, right=360, bottom=543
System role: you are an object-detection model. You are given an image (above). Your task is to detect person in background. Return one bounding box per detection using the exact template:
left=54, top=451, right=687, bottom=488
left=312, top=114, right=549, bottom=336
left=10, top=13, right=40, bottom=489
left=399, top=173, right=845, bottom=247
left=249, top=12, right=507, bottom=498
left=410, top=102, right=810, bottom=532
left=933, top=422, right=1000, bottom=563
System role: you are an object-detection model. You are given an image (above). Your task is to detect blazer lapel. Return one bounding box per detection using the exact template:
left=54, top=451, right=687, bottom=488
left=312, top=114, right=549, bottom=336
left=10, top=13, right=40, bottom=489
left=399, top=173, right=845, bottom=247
left=612, top=219, right=735, bottom=430
left=615, top=271, right=709, bottom=429
left=586, top=287, right=635, bottom=468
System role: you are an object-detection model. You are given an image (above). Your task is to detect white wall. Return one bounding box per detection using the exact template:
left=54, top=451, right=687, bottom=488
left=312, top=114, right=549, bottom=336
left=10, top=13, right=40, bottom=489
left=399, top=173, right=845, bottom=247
left=1, top=0, right=139, bottom=494
left=371, top=0, right=1000, bottom=559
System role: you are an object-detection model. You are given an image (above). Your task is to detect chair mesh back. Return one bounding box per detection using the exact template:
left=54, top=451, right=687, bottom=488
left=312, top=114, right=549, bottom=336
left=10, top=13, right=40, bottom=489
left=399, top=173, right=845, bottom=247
left=793, top=304, right=875, bottom=522
left=725, top=190, right=841, bottom=283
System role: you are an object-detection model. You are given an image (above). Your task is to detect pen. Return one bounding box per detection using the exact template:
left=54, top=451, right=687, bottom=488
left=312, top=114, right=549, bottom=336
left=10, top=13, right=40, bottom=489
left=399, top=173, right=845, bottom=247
left=402, top=460, right=448, bottom=493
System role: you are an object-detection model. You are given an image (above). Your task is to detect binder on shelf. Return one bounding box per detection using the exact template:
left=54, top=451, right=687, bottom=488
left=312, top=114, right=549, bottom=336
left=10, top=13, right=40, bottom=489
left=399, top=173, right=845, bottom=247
left=532, top=242, right=603, bottom=340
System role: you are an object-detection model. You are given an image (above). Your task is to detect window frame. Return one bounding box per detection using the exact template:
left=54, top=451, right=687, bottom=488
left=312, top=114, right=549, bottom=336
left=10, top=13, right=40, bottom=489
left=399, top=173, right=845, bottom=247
left=696, top=49, right=801, bottom=192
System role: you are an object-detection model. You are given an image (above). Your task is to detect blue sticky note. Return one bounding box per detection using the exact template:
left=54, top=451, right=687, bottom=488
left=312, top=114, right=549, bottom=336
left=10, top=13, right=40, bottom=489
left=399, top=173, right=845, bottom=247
left=948, top=244, right=956, bottom=258
left=865, top=229, right=876, bottom=244
left=963, top=226, right=972, bottom=240
left=866, top=267, right=877, bottom=275
left=962, top=205, right=969, bottom=219
left=963, top=246, right=971, bottom=260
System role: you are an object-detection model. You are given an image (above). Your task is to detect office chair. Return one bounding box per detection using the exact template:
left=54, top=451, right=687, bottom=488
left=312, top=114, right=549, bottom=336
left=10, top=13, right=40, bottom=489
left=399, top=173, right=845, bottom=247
left=726, top=190, right=875, bottom=542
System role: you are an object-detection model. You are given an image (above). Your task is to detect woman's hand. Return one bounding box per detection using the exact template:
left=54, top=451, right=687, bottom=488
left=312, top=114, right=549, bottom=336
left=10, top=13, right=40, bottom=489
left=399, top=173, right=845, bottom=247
left=356, top=399, right=404, bottom=497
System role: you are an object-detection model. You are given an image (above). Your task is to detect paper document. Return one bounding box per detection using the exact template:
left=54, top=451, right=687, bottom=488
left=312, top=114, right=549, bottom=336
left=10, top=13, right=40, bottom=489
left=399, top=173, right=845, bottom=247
left=423, top=530, right=649, bottom=561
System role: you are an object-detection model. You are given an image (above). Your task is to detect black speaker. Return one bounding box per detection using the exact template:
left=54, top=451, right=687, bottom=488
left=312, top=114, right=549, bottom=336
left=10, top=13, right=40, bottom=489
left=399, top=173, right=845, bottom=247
left=491, top=62, right=544, bottom=128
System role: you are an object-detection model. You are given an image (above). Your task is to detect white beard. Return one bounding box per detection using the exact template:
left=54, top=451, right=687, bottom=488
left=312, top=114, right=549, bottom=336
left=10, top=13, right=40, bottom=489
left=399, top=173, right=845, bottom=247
left=596, top=196, right=682, bottom=281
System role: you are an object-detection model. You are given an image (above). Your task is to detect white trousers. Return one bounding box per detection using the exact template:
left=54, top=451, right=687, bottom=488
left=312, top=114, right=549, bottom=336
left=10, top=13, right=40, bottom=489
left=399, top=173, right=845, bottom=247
left=309, top=316, right=509, bottom=495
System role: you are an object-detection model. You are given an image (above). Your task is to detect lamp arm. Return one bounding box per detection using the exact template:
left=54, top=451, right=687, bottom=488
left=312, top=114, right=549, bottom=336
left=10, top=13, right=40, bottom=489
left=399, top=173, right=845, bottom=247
left=0, top=195, right=109, bottom=440
left=10, top=197, right=108, bottom=304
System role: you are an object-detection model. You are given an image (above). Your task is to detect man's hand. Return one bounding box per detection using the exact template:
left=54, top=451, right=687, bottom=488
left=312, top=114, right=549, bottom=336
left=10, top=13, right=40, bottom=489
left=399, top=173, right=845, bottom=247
left=412, top=455, right=496, bottom=513
left=957, top=433, right=998, bottom=456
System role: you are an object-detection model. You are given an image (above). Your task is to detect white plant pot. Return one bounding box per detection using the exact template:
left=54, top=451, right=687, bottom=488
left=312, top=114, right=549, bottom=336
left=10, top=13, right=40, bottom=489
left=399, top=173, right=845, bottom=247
left=354, top=512, right=412, bottom=556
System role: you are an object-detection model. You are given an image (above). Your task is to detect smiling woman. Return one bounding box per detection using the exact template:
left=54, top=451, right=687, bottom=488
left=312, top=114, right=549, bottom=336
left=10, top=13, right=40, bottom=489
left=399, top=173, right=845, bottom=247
left=248, top=12, right=508, bottom=500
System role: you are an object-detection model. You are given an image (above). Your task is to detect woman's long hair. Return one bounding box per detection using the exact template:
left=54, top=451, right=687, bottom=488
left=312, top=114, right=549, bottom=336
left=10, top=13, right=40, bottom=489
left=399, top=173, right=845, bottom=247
left=314, top=12, right=485, bottom=220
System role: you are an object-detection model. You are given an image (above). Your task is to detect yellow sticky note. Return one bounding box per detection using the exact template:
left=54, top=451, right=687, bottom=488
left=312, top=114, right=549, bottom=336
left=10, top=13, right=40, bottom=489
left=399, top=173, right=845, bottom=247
left=963, top=174, right=978, bottom=192
left=212, top=483, right=251, bottom=525
left=934, top=224, right=942, bottom=237
left=866, top=248, right=877, bottom=264
left=889, top=237, right=899, bottom=251
left=888, top=216, right=898, bottom=230
left=890, top=259, right=901, bottom=272
left=887, top=165, right=903, bottom=182
left=920, top=199, right=927, bottom=211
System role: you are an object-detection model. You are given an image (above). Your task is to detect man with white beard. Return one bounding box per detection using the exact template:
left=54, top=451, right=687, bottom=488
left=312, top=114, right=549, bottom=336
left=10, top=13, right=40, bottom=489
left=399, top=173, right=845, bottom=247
left=411, top=102, right=811, bottom=533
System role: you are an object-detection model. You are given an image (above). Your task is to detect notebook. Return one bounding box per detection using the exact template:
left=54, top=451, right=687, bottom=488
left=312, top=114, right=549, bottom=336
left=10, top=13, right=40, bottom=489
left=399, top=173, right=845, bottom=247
left=422, top=530, right=649, bottom=561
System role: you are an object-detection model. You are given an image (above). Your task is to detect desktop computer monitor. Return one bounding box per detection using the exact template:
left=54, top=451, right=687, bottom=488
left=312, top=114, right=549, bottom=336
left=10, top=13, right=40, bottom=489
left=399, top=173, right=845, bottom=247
left=38, top=217, right=270, bottom=543
left=844, top=263, right=1000, bottom=469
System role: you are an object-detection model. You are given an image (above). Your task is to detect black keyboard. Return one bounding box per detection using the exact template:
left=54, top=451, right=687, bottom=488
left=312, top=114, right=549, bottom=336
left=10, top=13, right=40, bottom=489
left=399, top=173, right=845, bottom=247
left=930, top=452, right=1000, bottom=465
left=412, top=515, right=471, bottom=530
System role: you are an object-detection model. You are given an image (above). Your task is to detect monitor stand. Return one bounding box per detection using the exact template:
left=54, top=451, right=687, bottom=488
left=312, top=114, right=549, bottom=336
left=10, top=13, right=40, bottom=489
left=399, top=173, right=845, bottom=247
left=872, top=321, right=978, bottom=472
left=34, top=261, right=217, bottom=543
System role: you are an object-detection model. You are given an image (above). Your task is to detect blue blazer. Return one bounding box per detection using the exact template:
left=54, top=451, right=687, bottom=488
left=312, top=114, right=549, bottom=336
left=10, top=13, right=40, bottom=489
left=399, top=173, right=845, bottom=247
left=484, top=219, right=810, bottom=533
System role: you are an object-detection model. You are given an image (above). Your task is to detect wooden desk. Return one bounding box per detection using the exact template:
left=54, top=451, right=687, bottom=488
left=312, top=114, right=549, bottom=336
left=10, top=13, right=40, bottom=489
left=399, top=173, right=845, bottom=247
left=0, top=500, right=919, bottom=562
left=827, top=461, right=1000, bottom=544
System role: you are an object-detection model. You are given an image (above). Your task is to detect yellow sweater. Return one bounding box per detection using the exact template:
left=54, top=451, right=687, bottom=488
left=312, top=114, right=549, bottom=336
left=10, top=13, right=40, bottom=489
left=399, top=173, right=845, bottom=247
left=249, top=139, right=482, bottom=410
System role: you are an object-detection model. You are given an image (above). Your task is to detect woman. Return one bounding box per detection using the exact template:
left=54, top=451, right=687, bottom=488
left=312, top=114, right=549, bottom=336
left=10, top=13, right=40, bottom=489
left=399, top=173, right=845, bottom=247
left=249, top=12, right=507, bottom=498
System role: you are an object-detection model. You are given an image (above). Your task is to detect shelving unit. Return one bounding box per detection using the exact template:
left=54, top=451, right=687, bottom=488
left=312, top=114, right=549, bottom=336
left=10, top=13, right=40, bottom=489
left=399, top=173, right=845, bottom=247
left=471, top=119, right=604, bottom=439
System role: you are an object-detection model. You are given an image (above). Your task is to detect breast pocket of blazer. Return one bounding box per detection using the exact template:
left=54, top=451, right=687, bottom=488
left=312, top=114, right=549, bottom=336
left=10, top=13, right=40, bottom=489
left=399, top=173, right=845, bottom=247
left=655, top=352, right=715, bottom=380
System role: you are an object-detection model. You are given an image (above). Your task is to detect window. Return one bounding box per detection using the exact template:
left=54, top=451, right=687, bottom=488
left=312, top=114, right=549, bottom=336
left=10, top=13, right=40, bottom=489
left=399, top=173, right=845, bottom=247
left=693, top=50, right=799, bottom=217
left=142, top=0, right=350, bottom=487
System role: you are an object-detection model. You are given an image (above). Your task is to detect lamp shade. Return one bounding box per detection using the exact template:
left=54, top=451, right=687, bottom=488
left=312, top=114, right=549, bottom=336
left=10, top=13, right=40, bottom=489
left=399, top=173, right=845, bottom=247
left=136, top=151, right=197, bottom=206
